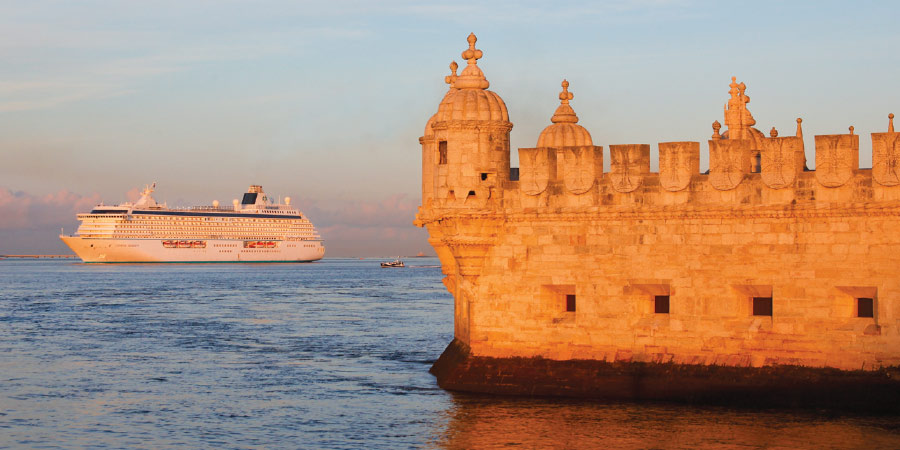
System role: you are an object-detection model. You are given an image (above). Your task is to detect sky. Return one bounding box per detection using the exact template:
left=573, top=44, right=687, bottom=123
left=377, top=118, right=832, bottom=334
left=1, top=0, right=898, bottom=256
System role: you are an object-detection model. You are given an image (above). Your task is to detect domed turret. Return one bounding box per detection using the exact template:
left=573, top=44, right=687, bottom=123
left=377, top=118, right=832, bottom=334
left=537, top=80, right=592, bottom=147
left=433, top=34, right=509, bottom=123
left=421, top=33, right=514, bottom=208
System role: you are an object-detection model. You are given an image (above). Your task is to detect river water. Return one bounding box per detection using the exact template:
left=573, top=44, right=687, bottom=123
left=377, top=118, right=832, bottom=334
left=1, top=259, right=897, bottom=449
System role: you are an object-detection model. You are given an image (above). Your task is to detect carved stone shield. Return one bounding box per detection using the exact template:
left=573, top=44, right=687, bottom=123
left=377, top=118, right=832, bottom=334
left=873, top=133, right=900, bottom=187
left=658, top=142, right=698, bottom=192
left=760, top=137, right=798, bottom=189
left=559, top=147, right=600, bottom=194
left=814, top=134, right=857, bottom=188
left=519, top=148, right=554, bottom=195
left=609, top=144, right=648, bottom=193
left=709, top=140, right=745, bottom=191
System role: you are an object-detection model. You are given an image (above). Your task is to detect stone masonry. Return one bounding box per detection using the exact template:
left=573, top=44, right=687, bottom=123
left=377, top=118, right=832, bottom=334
left=416, top=34, right=900, bottom=406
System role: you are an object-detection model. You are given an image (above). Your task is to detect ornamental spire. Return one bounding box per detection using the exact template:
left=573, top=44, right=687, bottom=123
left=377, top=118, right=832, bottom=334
left=444, top=61, right=458, bottom=88
left=550, top=79, right=578, bottom=124
left=890, top=113, right=895, bottom=133
left=453, top=33, right=490, bottom=89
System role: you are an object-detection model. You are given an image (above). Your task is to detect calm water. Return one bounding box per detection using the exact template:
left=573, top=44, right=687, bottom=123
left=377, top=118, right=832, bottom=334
left=1, top=259, right=898, bottom=449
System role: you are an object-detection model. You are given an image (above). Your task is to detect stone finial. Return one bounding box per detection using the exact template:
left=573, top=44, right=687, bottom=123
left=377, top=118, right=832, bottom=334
left=559, top=79, right=573, bottom=104
left=890, top=113, right=895, bottom=133
left=461, top=32, right=483, bottom=64
left=453, top=33, right=490, bottom=90
left=444, top=61, right=459, bottom=87
left=796, top=117, right=803, bottom=138
left=849, top=126, right=855, bottom=136
left=770, top=127, right=778, bottom=138
left=723, top=76, right=756, bottom=140
left=550, top=79, right=578, bottom=124
left=711, top=120, right=722, bottom=140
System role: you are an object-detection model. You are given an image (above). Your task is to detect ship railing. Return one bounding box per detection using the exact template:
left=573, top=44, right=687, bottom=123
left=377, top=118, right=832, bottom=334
left=180, top=206, right=236, bottom=212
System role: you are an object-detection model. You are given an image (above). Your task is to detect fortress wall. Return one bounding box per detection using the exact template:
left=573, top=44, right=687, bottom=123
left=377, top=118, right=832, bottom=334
left=457, top=202, right=899, bottom=371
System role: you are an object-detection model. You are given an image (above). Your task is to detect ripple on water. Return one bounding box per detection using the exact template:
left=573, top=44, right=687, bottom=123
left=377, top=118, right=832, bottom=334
left=0, top=259, right=898, bottom=449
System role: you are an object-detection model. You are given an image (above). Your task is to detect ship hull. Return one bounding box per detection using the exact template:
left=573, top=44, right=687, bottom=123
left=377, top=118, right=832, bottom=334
left=60, top=236, right=324, bottom=263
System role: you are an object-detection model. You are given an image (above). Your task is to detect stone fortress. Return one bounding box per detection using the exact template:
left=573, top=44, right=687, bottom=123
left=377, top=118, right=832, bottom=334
left=416, top=34, right=900, bottom=408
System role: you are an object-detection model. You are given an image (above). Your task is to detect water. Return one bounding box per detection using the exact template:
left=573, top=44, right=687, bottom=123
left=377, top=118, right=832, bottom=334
left=1, top=259, right=898, bottom=449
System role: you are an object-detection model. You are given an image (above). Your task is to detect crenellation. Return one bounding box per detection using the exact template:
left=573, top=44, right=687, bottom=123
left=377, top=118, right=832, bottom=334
left=419, top=34, right=900, bottom=405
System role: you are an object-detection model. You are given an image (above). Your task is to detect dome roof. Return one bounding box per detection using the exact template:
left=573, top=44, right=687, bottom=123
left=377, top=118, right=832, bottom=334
left=435, top=88, right=508, bottom=122
left=537, top=80, right=592, bottom=147
left=432, top=34, right=510, bottom=124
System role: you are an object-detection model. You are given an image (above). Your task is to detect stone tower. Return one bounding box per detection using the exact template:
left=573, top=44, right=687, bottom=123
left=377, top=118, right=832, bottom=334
left=420, top=33, right=513, bottom=209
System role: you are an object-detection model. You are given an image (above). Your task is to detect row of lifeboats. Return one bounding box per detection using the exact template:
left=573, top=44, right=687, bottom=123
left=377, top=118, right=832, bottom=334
left=162, top=240, right=206, bottom=249
left=243, top=241, right=277, bottom=249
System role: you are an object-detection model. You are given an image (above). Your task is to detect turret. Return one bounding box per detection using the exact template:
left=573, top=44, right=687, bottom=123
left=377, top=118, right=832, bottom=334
left=422, top=33, right=513, bottom=208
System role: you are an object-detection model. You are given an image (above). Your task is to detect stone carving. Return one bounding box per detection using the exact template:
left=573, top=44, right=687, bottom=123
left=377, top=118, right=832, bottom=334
left=519, top=148, right=554, bottom=195
left=760, top=137, right=798, bottom=189
left=873, top=113, right=899, bottom=187
left=873, top=133, right=900, bottom=187
left=658, top=142, right=698, bottom=192
left=609, top=145, right=648, bottom=193
left=559, top=147, right=600, bottom=194
left=709, top=140, right=745, bottom=191
left=815, top=135, right=857, bottom=188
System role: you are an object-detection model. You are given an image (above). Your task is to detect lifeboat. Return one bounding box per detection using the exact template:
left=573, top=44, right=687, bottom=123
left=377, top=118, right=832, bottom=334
left=265, top=241, right=276, bottom=248
left=162, top=240, right=177, bottom=248
left=177, top=241, right=191, bottom=248
left=191, top=241, right=205, bottom=248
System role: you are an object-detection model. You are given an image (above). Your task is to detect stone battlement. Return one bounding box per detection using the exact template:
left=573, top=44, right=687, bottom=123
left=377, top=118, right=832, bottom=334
left=417, top=34, right=900, bottom=407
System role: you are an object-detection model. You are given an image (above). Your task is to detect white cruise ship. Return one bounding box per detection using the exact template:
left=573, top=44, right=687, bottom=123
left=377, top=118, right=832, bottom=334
left=60, top=184, right=325, bottom=263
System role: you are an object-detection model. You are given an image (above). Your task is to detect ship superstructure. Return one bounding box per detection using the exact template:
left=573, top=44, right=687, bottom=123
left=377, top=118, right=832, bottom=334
left=60, top=184, right=325, bottom=263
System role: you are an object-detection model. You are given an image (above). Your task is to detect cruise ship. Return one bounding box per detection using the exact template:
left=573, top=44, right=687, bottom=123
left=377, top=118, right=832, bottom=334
left=60, top=184, right=325, bottom=263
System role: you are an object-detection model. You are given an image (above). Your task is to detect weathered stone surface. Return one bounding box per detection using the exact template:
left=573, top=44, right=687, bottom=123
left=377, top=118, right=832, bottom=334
left=815, top=134, right=858, bottom=188
left=609, top=144, right=650, bottom=193
left=432, top=339, right=900, bottom=412
left=760, top=137, right=801, bottom=189
left=709, top=139, right=747, bottom=190
left=417, top=34, right=900, bottom=408
left=658, top=141, right=698, bottom=192
left=559, top=146, right=602, bottom=194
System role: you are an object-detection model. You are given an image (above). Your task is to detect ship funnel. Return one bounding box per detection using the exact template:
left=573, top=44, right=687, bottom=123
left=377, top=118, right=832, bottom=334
left=285, top=196, right=291, bottom=206
left=212, top=200, right=219, bottom=208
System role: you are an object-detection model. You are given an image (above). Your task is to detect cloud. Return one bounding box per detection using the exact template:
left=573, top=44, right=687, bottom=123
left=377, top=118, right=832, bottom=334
left=0, top=187, right=430, bottom=256
left=0, top=188, right=101, bottom=230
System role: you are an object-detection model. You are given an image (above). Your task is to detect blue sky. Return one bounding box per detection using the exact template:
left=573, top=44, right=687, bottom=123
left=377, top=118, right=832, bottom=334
left=1, top=0, right=897, bottom=255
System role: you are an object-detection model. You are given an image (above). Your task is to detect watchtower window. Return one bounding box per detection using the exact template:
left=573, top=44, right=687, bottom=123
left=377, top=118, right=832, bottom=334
left=752, top=152, right=761, bottom=173
left=752, top=297, right=772, bottom=316
left=654, top=295, right=670, bottom=314
left=566, top=294, right=576, bottom=312
left=857, top=297, right=874, bottom=318
left=481, top=173, right=488, bottom=181
left=438, top=141, right=448, bottom=165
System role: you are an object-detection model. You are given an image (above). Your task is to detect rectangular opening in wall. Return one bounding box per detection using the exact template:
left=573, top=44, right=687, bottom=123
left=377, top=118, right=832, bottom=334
left=566, top=294, right=576, bottom=312
left=857, top=297, right=874, bottom=318
left=654, top=295, right=670, bottom=314
left=752, top=297, right=773, bottom=316
left=752, top=152, right=761, bottom=173
left=481, top=173, right=488, bottom=181
left=467, top=190, right=476, bottom=198
left=509, top=167, right=519, bottom=181
left=438, top=141, right=447, bottom=165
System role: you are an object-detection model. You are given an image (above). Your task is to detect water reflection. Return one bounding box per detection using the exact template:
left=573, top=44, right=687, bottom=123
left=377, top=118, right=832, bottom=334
left=437, top=393, right=900, bottom=450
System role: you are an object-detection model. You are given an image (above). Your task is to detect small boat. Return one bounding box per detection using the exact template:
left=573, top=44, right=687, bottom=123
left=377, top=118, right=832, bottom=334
left=381, top=259, right=405, bottom=268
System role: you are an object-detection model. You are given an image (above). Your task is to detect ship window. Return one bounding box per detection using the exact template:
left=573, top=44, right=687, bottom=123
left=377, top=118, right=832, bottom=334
left=566, top=294, right=576, bottom=312
left=857, top=297, right=874, bottom=318
left=752, top=297, right=772, bottom=316
left=654, top=295, right=670, bottom=314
